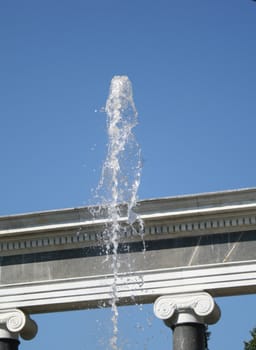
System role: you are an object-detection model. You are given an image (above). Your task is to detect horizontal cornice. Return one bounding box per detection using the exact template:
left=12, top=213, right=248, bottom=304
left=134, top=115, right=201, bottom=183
left=0, top=188, right=256, bottom=246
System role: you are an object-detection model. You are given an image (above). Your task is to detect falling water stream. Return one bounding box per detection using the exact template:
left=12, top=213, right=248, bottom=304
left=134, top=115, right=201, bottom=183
left=95, top=76, right=142, bottom=349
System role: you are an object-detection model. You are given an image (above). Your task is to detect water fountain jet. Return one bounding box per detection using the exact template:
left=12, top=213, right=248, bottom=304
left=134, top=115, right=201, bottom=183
left=94, top=75, right=142, bottom=349
left=0, top=79, right=255, bottom=350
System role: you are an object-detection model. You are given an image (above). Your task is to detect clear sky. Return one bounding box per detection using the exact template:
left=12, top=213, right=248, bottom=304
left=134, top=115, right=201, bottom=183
left=0, top=0, right=256, bottom=349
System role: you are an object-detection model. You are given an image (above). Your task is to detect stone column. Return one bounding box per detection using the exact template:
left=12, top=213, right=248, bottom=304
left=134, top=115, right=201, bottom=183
left=0, top=309, right=37, bottom=350
left=154, top=292, right=220, bottom=350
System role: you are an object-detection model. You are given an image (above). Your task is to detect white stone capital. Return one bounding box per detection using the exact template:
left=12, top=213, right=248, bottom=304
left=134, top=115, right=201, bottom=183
left=154, top=292, right=220, bottom=326
left=0, top=309, right=37, bottom=340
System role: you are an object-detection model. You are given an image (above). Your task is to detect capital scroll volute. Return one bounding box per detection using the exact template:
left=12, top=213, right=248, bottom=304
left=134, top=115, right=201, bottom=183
left=154, top=292, right=220, bottom=326
left=0, top=309, right=37, bottom=340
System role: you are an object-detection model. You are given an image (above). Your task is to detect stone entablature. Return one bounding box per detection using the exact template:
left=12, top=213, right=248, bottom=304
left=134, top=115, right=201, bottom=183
left=0, top=188, right=255, bottom=314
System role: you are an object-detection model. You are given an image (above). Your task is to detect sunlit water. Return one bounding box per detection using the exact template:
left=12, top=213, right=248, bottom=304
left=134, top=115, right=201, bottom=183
left=94, top=76, right=142, bottom=349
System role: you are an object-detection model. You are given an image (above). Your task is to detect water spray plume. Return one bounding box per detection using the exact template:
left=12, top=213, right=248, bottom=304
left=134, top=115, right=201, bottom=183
left=94, top=75, right=142, bottom=349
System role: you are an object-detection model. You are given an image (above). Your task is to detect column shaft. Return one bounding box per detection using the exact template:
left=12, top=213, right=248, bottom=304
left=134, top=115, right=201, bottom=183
left=173, top=323, right=206, bottom=350
left=0, top=339, right=20, bottom=350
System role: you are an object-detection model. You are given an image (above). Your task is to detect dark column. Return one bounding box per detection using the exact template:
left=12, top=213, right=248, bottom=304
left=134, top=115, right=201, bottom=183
left=154, top=292, right=220, bottom=350
left=0, top=339, right=20, bottom=350
left=173, top=323, right=206, bottom=350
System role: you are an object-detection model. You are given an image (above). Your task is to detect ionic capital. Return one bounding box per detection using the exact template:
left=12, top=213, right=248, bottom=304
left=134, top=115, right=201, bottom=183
left=0, top=309, right=37, bottom=340
left=154, top=292, right=220, bottom=326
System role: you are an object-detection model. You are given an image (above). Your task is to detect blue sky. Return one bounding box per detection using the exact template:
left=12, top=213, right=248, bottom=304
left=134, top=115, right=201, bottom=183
left=0, top=0, right=256, bottom=349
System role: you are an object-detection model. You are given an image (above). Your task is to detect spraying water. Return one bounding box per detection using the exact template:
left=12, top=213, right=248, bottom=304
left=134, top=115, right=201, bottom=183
left=95, top=76, right=142, bottom=349
left=97, top=76, right=141, bottom=217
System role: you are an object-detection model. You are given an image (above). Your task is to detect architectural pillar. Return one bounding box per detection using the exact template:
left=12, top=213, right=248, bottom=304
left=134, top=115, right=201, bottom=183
left=0, top=309, right=37, bottom=350
left=154, top=292, right=220, bottom=350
